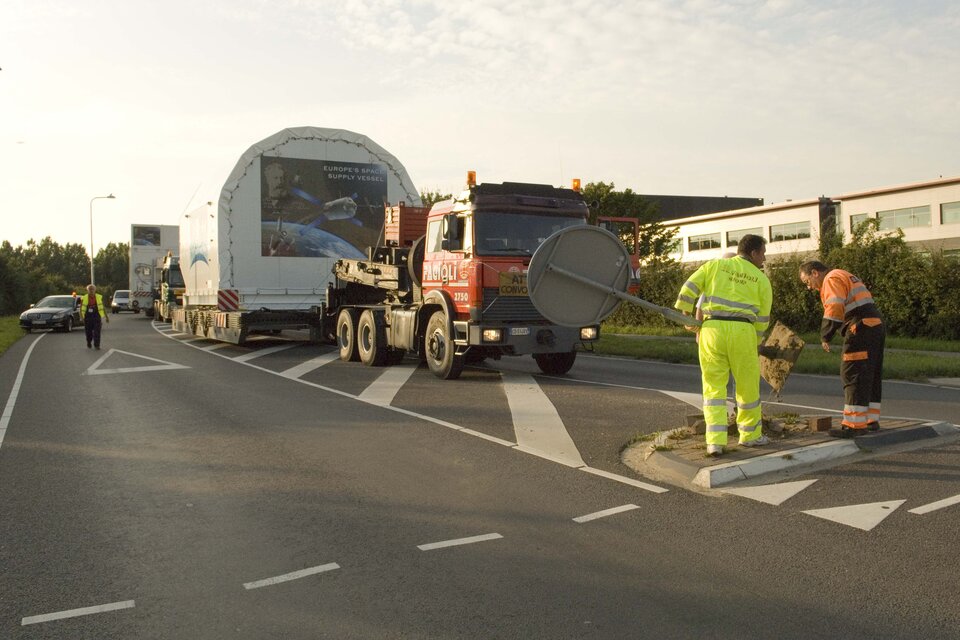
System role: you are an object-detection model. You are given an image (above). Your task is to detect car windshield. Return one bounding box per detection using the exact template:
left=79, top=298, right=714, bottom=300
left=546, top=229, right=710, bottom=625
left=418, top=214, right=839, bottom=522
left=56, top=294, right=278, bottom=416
left=115, top=291, right=129, bottom=299
left=36, top=297, right=75, bottom=309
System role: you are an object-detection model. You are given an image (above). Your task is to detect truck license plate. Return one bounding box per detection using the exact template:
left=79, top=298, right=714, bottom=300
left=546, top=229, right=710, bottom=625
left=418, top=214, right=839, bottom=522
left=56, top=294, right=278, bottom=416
left=510, top=327, right=530, bottom=336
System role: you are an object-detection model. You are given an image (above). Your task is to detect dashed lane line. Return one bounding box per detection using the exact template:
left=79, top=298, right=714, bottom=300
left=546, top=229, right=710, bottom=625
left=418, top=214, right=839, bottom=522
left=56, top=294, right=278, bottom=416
left=418, top=533, right=503, bottom=551
left=232, top=344, right=297, bottom=362
left=573, top=504, right=640, bottom=523
left=21, top=600, right=135, bottom=626
left=908, top=493, right=960, bottom=515
left=243, top=563, right=340, bottom=590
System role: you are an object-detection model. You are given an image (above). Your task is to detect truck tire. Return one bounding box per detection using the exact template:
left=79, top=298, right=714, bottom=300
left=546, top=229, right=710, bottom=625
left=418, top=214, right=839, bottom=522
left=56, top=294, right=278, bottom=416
left=357, top=309, right=388, bottom=366
left=533, top=351, right=577, bottom=375
left=425, top=310, right=463, bottom=380
left=337, top=308, right=360, bottom=362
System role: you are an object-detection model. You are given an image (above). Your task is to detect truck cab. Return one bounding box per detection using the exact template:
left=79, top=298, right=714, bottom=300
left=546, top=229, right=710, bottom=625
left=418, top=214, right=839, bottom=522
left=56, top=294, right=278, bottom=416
left=417, top=177, right=598, bottom=377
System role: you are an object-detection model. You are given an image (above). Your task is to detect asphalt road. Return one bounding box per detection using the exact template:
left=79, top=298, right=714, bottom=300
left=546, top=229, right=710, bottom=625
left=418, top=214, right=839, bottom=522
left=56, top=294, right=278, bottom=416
left=0, top=315, right=957, bottom=638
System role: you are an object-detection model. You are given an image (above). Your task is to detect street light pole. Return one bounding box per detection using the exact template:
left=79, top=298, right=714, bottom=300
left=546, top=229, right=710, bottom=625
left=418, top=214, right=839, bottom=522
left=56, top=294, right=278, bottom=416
left=89, top=193, right=116, bottom=286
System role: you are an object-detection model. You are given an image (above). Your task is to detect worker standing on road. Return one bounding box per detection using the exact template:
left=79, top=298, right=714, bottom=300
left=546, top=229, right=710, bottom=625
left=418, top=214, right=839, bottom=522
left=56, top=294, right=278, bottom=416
left=675, top=235, right=772, bottom=456
left=80, top=284, right=109, bottom=350
left=799, top=260, right=884, bottom=438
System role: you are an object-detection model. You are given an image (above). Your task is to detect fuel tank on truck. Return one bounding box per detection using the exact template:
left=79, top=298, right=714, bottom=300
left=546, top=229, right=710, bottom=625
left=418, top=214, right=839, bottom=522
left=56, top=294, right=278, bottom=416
left=180, top=127, right=422, bottom=311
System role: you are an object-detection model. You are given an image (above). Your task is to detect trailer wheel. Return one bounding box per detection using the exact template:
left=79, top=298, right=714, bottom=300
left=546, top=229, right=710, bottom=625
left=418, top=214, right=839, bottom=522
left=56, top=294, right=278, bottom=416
left=425, top=310, right=463, bottom=380
left=357, top=309, right=388, bottom=366
left=337, top=308, right=360, bottom=362
left=533, top=351, right=577, bottom=375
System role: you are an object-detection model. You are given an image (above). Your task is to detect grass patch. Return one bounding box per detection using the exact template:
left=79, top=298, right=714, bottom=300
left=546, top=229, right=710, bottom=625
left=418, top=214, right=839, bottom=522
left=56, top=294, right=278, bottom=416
left=0, top=316, right=25, bottom=356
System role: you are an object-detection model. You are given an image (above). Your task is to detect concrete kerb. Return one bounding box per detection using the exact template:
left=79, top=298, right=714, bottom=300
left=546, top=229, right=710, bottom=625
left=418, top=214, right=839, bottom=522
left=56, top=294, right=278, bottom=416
left=633, top=421, right=960, bottom=490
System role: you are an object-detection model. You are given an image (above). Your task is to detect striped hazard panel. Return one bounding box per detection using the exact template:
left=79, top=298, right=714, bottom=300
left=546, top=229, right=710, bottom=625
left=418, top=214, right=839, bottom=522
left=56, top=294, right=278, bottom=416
left=218, top=289, right=240, bottom=311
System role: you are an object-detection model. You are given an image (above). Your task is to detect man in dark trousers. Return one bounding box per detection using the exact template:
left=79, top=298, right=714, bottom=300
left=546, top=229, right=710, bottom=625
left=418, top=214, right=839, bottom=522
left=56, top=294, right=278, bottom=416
left=799, top=261, right=884, bottom=437
left=80, top=284, right=109, bottom=350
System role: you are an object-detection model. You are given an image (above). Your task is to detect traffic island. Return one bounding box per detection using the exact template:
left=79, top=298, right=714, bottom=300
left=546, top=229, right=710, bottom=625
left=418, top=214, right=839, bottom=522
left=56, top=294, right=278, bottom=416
left=621, top=415, right=959, bottom=489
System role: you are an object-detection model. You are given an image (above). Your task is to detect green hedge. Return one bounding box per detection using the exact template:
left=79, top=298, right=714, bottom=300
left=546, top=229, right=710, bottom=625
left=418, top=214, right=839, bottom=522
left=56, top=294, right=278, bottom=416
left=605, top=227, right=960, bottom=340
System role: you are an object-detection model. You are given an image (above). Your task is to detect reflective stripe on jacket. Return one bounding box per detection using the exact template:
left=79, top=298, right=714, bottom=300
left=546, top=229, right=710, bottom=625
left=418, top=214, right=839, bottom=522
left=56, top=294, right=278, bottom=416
left=819, top=269, right=881, bottom=342
left=674, top=255, right=772, bottom=343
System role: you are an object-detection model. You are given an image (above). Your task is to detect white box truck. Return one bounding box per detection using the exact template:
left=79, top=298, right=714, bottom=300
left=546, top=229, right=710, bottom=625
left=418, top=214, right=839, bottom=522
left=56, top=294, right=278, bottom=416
left=129, top=224, right=179, bottom=316
left=172, top=126, right=421, bottom=343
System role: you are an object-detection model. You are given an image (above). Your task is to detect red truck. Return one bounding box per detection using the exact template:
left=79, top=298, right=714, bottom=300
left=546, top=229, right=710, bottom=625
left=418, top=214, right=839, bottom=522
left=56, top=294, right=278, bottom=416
left=323, top=173, right=601, bottom=379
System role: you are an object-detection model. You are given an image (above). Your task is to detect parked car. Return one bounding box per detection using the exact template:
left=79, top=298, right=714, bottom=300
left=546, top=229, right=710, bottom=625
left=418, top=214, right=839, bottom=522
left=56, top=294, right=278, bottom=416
left=19, top=295, right=82, bottom=333
left=111, top=289, right=136, bottom=314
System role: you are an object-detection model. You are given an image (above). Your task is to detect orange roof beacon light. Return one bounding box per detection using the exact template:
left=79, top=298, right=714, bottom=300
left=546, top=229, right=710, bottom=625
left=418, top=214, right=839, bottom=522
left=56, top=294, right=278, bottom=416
left=571, top=178, right=581, bottom=193
left=466, top=170, right=477, bottom=187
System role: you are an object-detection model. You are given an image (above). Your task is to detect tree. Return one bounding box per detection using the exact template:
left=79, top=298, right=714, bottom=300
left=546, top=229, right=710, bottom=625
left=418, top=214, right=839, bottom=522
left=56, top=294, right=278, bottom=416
left=94, top=242, right=129, bottom=294
left=420, top=190, right=453, bottom=209
left=582, top=181, right=678, bottom=264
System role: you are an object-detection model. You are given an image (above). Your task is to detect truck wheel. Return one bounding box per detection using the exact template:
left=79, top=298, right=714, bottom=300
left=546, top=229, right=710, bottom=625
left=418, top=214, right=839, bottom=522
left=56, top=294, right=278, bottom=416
left=534, top=351, right=577, bottom=375
left=425, top=310, right=463, bottom=380
left=357, top=309, right=388, bottom=366
left=337, top=308, right=360, bottom=362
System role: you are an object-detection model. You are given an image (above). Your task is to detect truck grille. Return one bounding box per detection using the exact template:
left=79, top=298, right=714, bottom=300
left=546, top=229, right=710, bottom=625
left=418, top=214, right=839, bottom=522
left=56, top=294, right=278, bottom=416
left=481, top=288, right=545, bottom=323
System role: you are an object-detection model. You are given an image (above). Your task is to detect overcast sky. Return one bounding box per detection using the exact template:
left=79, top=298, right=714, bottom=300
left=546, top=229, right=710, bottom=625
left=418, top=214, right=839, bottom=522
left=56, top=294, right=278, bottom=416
left=2, top=0, right=958, bottom=253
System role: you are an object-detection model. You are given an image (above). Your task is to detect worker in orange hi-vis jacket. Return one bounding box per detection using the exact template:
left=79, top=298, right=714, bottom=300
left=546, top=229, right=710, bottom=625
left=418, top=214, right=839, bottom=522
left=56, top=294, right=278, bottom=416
left=799, top=260, right=885, bottom=438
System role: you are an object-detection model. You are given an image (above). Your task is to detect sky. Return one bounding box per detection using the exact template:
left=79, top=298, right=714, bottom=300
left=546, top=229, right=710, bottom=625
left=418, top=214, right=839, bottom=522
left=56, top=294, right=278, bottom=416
left=2, top=0, right=959, bottom=254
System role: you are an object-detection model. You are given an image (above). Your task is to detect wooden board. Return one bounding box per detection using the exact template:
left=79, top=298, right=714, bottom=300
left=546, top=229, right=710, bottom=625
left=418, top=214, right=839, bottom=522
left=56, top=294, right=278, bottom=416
left=760, top=321, right=805, bottom=393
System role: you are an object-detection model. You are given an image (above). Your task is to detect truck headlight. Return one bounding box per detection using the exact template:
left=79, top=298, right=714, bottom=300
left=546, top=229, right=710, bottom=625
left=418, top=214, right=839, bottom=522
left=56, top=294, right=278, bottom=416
left=580, top=326, right=599, bottom=340
left=482, top=329, right=502, bottom=343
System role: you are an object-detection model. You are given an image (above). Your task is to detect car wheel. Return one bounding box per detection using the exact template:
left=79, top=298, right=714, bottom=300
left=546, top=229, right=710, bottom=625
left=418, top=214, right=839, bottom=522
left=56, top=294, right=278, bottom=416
left=63, top=317, right=74, bottom=333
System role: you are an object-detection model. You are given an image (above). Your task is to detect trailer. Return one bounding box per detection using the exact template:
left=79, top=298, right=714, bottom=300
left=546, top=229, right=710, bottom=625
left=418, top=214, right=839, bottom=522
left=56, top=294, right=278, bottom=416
left=320, top=173, right=601, bottom=380
left=172, top=126, right=421, bottom=343
left=129, top=224, right=179, bottom=316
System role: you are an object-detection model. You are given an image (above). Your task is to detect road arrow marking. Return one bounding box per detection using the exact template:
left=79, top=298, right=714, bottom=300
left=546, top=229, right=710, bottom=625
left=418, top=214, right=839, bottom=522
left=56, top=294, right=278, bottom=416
left=84, top=349, right=189, bottom=376
left=803, top=499, right=906, bottom=531
left=723, top=479, right=818, bottom=505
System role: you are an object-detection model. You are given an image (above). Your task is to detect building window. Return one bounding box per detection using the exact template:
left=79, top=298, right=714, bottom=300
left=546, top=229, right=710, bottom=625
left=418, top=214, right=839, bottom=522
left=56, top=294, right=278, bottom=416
left=877, top=205, right=930, bottom=230
left=726, top=227, right=762, bottom=248
left=769, top=222, right=811, bottom=243
left=850, top=213, right=872, bottom=232
left=688, top=233, right=721, bottom=251
left=942, top=201, right=960, bottom=225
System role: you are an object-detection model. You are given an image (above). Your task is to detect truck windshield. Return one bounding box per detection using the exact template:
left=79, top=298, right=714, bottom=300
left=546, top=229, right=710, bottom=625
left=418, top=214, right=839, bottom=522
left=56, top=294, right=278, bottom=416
left=168, top=267, right=185, bottom=288
left=474, top=211, right=585, bottom=256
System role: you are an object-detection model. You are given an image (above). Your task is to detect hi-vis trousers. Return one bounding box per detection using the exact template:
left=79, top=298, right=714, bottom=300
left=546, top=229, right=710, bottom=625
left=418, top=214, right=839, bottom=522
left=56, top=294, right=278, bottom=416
left=841, top=319, right=885, bottom=429
left=698, top=320, right=762, bottom=447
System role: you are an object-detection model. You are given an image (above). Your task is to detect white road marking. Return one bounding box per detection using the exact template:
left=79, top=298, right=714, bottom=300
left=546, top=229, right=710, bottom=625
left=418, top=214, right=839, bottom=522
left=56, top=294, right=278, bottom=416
left=0, top=334, right=45, bottom=449
left=418, top=533, right=503, bottom=551
left=84, top=349, right=190, bottom=376
left=723, top=479, right=818, bottom=506
left=580, top=466, right=669, bottom=494
left=200, top=342, right=232, bottom=351
left=908, top=493, right=960, bottom=515
left=501, top=371, right=585, bottom=467
left=21, top=600, right=135, bottom=626
left=243, top=562, right=340, bottom=590
left=156, top=326, right=668, bottom=494
left=803, top=500, right=906, bottom=531
left=358, top=363, right=419, bottom=406
left=659, top=389, right=706, bottom=409
left=573, top=504, right=640, bottom=523
left=233, top=344, right=297, bottom=362
left=279, top=351, right=340, bottom=378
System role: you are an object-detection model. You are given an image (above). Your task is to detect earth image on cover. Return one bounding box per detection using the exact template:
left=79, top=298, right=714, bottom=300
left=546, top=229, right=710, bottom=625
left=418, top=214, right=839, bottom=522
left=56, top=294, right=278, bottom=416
left=261, top=221, right=366, bottom=259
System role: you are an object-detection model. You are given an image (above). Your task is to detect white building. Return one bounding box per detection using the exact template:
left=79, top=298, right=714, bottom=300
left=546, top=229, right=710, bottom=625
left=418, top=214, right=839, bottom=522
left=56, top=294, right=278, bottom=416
left=666, top=175, right=960, bottom=264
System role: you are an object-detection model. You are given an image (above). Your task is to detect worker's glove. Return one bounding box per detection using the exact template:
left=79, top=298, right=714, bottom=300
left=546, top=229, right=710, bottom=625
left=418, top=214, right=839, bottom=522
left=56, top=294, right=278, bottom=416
left=758, top=345, right=780, bottom=359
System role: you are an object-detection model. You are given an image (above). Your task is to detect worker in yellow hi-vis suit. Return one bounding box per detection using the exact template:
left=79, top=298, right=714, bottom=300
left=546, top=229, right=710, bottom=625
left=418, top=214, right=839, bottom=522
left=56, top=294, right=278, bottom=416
left=674, top=234, right=773, bottom=456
